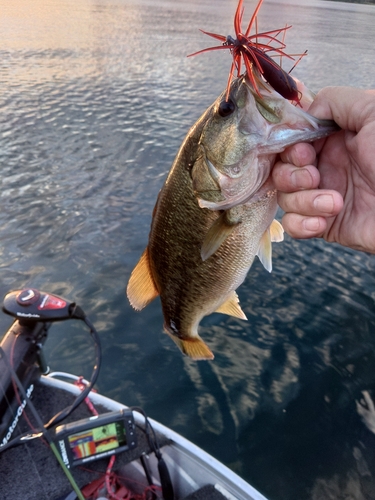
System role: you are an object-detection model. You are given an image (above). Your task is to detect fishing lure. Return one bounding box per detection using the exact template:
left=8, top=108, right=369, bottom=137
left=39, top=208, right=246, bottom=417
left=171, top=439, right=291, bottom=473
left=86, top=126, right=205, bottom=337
left=188, top=0, right=304, bottom=104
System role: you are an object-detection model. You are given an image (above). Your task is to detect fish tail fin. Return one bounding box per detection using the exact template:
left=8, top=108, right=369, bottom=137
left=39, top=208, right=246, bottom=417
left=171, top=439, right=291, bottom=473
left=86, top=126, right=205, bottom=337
left=127, top=248, right=159, bottom=310
left=164, top=328, right=214, bottom=360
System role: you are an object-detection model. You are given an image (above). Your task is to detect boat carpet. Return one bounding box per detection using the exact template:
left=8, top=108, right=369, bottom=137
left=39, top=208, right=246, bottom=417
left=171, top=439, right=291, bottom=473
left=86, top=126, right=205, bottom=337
left=0, top=378, right=171, bottom=500
left=183, top=484, right=229, bottom=500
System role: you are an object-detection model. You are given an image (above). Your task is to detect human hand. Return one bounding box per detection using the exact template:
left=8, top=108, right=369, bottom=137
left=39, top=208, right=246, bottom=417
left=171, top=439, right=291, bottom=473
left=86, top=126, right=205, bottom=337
left=272, top=86, right=375, bottom=253
left=356, top=391, right=375, bottom=435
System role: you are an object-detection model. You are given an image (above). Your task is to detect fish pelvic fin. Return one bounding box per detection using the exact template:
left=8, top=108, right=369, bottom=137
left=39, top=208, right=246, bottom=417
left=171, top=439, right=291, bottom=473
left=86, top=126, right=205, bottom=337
left=126, top=248, right=159, bottom=310
left=270, top=219, right=284, bottom=243
left=215, top=291, right=247, bottom=320
left=256, top=219, right=284, bottom=273
left=165, top=329, right=214, bottom=360
left=201, top=211, right=240, bottom=261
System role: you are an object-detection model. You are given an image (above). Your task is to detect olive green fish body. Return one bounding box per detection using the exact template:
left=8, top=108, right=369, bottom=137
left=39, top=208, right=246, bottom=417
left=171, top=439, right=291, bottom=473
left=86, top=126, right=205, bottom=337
left=148, top=140, right=278, bottom=358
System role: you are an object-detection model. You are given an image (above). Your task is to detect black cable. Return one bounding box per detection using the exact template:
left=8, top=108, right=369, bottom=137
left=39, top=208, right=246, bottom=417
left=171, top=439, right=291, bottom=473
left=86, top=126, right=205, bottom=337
left=140, top=453, right=154, bottom=486
left=139, top=453, right=158, bottom=500
left=131, top=407, right=174, bottom=500
left=0, top=430, right=42, bottom=453
left=131, top=406, right=161, bottom=456
left=45, top=312, right=101, bottom=429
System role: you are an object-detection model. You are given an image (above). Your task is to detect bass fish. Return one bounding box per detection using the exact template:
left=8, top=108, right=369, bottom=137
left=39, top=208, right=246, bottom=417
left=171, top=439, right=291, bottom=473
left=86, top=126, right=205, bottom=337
left=127, top=76, right=338, bottom=360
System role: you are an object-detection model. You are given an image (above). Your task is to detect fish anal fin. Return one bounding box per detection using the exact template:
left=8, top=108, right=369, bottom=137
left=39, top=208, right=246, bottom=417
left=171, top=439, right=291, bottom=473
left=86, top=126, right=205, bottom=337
left=270, top=219, right=284, bottom=242
left=201, top=212, right=240, bottom=261
left=126, top=248, right=159, bottom=310
left=215, top=291, right=247, bottom=320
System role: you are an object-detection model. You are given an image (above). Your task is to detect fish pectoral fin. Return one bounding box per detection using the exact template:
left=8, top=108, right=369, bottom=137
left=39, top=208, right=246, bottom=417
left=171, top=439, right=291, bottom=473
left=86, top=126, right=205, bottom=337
left=165, top=330, right=214, bottom=360
left=126, top=248, right=159, bottom=310
left=270, top=219, right=284, bottom=242
left=215, top=291, right=247, bottom=320
left=201, top=212, right=240, bottom=261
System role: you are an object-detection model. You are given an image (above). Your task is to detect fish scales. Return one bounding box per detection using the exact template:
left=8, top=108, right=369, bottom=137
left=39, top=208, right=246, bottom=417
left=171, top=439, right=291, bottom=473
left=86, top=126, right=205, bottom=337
left=149, top=136, right=278, bottom=348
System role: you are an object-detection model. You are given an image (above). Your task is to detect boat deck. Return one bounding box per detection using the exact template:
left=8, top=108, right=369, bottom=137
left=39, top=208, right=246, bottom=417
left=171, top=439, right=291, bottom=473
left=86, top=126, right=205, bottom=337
left=0, top=378, right=227, bottom=500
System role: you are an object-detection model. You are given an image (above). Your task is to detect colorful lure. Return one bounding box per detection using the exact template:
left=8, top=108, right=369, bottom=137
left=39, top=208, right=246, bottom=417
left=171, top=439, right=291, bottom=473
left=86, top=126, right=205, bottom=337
left=188, top=0, right=305, bottom=103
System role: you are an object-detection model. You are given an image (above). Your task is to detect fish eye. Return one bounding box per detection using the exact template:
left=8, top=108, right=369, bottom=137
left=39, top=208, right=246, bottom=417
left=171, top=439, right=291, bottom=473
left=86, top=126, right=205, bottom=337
left=218, top=98, right=236, bottom=117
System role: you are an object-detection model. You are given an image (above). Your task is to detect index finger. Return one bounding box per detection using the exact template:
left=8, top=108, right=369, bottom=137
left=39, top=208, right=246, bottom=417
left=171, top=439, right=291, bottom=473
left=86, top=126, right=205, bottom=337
left=280, top=142, right=317, bottom=167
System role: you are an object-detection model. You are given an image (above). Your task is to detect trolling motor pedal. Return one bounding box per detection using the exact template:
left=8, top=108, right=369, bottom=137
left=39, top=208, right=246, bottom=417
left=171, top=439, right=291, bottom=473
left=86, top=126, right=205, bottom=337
left=3, top=288, right=79, bottom=322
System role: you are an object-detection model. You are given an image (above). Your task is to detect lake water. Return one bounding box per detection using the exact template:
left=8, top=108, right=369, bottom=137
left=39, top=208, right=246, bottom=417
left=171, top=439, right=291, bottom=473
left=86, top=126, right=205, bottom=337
left=1, top=0, right=375, bottom=498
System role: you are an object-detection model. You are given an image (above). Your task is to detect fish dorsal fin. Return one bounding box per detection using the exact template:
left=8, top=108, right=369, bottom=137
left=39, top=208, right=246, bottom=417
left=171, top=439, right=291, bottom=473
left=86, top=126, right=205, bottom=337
left=201, top=212, right=240, bottom=261
left=256, top=219, right=284, bottom=273
left=215, top=291, right=247, bottom=320
left=126, top=248, right=159, bottom=310
left=270, top=219, right=284, bottom=242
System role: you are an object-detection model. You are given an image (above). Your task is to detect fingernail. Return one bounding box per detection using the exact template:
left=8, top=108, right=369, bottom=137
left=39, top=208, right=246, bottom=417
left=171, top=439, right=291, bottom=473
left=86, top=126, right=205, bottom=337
left=291, top=169, right=312, bottom=189
left=303, top=217, right=321, bottom=232
left=313, top=194, right=334, bottom=213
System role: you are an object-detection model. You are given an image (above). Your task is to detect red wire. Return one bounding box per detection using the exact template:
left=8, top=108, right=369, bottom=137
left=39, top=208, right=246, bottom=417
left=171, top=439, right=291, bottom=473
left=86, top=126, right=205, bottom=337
left=74, top=377, right=99, bottom=416
left=105, top=455, right=131, bottom=500
left=81, top=453, right=162, bottom=499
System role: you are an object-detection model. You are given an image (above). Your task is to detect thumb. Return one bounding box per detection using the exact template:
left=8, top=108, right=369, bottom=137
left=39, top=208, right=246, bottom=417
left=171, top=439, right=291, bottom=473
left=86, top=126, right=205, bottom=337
left=308, top=86, right=375, bottom=133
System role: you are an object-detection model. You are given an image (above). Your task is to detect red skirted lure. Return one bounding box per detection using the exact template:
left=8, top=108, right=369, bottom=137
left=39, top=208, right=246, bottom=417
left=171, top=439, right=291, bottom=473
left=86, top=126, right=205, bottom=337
left=188, top=0, right=305, bottom=104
